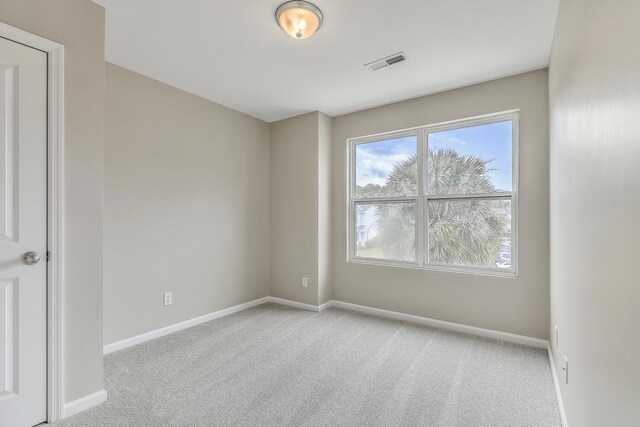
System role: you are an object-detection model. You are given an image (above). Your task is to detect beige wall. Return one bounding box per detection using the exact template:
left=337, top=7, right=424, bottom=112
left=549, top=0, right=640, bottom=425
left=269, top=111, right=333, bottom=306
left=269, top=113, right=320, bottom=305
left=0, top=0, right=106, bottom=403
left=332, top=70, right=550, bottom=339
left=317, top=112, right=333, bottom=305
left=104, top=63, right=269, bottom=345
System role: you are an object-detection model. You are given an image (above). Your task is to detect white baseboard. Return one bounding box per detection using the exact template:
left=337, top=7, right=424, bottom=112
left=266, top=296, right=322, bottom=312
left=547, top=344, right=569, bottom=426
left=63, top=389, right=107, bottom=419
left=329, top=300, right=549, bottom=349
left=264, top=297, right=547, bottom=349
left=105, top=296, right=548, bottom=354
left=318, top=300, right=333, bottom=312
left=103, top=297, right=270, bottom=354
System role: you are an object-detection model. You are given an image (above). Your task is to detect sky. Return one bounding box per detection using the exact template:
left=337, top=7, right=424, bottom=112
left=355, top=120, right=513, bottom=192
left=429, top=120, right=513, bottom=191
left=355, top=136, right=417, bottom=187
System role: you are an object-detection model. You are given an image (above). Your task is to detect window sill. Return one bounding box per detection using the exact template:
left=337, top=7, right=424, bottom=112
left=348, top=257, right=518, bottom=279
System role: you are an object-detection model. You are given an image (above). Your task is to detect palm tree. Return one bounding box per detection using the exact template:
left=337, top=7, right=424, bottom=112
left=372, top=149, right=507, bottom=266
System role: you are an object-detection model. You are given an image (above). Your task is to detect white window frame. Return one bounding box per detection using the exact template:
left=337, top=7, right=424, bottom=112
left=347, top=110, right=519, bottom=278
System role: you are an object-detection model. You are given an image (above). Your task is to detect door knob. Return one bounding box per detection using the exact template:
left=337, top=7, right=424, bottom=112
left=22, top=251, right=41, bottom=265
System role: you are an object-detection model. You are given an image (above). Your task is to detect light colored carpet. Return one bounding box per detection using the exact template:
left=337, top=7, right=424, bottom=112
left=56, top=303, right=560, bottom=426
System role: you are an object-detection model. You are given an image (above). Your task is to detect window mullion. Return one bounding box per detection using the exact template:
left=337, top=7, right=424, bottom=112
left=349, top=200, right=355, bottom=260
left=416, top=131, right=425, bottom=267
left=425, top=192, right=513, bottom=201
left=424, top=130, right=430, bottom=266
left=349, top=140, right=359, bottom=262
left=352, top=196, right=417, bottom=204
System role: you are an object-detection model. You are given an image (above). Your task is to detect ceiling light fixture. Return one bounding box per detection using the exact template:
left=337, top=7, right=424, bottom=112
left=275, top=1, right=323, bottom=40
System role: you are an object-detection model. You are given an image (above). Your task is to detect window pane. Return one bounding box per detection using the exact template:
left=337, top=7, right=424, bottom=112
left=427, top=120, right=512, bottom=194
left=355, top=136, right=417, bottom=198
left=355, top=202, right=416, bottom=262
left=427, top=198, right=512, bottom=270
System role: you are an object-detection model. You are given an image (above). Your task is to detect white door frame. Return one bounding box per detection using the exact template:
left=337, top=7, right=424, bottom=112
left=0, top=22, right=66, bottom=422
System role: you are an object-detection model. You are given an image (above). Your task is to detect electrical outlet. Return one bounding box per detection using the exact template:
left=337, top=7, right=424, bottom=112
left=562, top=356, right=569, bottom=384
left=302, top=277, right=308, bottom=288
left=555, top=325, right=559, bottom=347
left=163, top=292, right=173, bottom=306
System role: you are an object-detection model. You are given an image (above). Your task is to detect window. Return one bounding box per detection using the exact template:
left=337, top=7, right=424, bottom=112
left=348, top=111, right=518, bottom=276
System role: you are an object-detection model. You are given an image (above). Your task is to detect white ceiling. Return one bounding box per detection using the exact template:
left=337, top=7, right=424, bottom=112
left=94, top=0, right=559, bottom=123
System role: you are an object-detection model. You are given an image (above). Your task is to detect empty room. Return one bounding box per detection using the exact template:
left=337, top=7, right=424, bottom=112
left=0, top=0, right=638, bottom=426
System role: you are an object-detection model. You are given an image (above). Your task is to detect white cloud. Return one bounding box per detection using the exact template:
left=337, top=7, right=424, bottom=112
left=356, top=150, right=412, bottom=187
left=431, top=134, right=467, bottom=147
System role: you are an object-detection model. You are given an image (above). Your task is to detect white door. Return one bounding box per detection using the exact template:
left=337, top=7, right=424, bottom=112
left=0, top=37, right=48, bottom=427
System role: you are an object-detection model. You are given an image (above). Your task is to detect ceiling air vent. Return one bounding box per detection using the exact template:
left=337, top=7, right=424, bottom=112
left=364, top=52, right=407, bottom=71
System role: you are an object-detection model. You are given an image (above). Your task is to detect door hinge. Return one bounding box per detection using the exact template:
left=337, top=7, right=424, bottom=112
left=46, top=251, right=51, bottom=262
